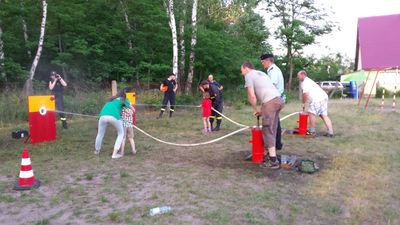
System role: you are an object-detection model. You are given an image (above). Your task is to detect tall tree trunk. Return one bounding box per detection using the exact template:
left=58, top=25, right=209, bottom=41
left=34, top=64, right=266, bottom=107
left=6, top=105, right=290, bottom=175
left=178, top=0, right=187, bottom=92
left=23, top=0, right=47, bottom=96
left=185, top=0, right=198, bottom=93
left=120, top=0, right=133, bottom=50
left=288, top=53, right=293, bottom=92
left=165, top=0, right=179, bottom=78
left=29, top=0, right=47, bottom=80
left=120, top=0, right=140, bottom=88
left=21, top=0, right=32, bottom=59
left=0, top=23, right=6, bottom=82
left=58, top=32, right=68, bottom=81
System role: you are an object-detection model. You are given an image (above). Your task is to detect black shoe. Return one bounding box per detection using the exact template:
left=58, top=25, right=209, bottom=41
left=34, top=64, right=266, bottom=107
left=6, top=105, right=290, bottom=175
left=323, top=133, right=334, bottom=138
left=268, top=160, right=280, bottom=170
left=260, top=160, right=280, bottom=170
left=212, top=127, right=220, bottom=131
left=62, top=121, right=68, bottom=129
left=276, top=144, right=283, bottom=150
left=306, top=130, right=316, bottom=136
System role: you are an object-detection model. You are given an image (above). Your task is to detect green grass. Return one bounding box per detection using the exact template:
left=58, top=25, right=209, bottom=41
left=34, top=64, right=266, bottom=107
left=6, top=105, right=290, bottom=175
left=34, top=219, right=50, bottom=225
left=108, top=211, right=122, bottom=223
left=0, top=194, right=16, bottom=203
left=84, top=173, right=94, bottom=181
left=0, top=97, right=400, bottom=224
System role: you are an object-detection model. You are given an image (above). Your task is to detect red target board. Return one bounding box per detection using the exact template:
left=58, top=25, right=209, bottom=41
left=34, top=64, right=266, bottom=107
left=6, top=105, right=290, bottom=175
left=28, top=96, right=57, bottom=144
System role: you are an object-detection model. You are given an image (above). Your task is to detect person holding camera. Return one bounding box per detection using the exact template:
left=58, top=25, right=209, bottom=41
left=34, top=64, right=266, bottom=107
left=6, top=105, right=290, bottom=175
left=49, top=71, right=68, bottom=129
left=158, top=73, right=177, bottom=118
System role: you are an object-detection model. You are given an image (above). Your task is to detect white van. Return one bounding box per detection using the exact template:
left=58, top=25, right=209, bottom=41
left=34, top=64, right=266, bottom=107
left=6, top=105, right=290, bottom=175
left=316, top=81, right=344, bottom=92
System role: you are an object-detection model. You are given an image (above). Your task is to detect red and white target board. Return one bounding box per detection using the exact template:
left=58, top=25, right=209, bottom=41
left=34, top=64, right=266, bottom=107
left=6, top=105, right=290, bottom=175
left=28, top=96, right=56, bottom=144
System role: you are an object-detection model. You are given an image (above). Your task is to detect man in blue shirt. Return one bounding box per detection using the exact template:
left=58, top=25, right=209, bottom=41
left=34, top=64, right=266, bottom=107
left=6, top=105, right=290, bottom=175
left=208, top=74, right=223, bottom=92
left=260, top=53, right=284, bottom=150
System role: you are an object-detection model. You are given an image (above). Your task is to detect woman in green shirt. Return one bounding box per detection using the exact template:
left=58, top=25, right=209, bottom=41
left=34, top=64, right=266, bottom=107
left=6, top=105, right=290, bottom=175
left=95, top=90, right=131, bottom=159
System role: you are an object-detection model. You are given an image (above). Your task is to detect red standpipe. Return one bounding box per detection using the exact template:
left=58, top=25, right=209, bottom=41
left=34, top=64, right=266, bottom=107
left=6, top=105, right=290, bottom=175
left=298, top=112, right=308, bottom=135
left=249, top=116, right=264, bottom=163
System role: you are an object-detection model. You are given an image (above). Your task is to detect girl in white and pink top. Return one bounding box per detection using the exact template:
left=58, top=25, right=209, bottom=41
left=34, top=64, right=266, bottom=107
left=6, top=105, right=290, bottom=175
left=119, top=105, right=136, bottom=156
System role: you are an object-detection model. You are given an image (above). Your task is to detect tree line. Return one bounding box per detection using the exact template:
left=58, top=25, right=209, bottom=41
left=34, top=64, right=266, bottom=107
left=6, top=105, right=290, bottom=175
left=0, top=0, right=352, bottom=94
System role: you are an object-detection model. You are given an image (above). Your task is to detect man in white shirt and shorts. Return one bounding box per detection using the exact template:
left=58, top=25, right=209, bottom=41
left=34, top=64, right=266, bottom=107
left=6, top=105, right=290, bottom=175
left=297, top=70, right=334, bottom=137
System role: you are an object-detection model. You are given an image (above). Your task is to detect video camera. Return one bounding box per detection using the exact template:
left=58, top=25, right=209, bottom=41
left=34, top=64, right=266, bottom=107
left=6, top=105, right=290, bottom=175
left=51, top=71, right=61, bottom=79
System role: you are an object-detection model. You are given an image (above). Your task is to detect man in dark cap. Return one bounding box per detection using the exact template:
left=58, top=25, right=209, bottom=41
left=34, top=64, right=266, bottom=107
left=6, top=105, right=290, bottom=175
left=49, top=71, right=68, bottom=129
left=260, top=53, right=284, bottom=150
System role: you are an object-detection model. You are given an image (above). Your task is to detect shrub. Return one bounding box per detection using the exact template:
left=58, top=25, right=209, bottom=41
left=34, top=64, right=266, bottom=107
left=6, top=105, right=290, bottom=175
left=285, top=91, right=300, bottom=104
left=223, top=87, right=248, bottom=106
left=138, top=90, right=162, bottom=105
left=176, top=94, right=198, bottom=105
left=376, top=87, right=400, bottom=98
left=0, top=91, right=28, bottom=126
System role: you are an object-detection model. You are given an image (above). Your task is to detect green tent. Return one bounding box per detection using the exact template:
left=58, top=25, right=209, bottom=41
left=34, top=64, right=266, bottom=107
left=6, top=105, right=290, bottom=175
left=340, top=70, right=369, bottom=82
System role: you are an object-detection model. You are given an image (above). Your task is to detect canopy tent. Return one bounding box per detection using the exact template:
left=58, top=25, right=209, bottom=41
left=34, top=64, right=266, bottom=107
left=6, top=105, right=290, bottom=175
left=340, top=70, right=400, bottom=96
left=355, top=14, right=400, bottom=71
left=341, top=70, right=367, bottom=82
left=341, top=70, right=378, bottom=96
left=353, top=14, right=400, bottom=108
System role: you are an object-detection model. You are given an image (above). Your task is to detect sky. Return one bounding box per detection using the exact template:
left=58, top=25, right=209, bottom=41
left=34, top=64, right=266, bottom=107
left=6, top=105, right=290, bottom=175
left=257, top=0, right=400, bottom=60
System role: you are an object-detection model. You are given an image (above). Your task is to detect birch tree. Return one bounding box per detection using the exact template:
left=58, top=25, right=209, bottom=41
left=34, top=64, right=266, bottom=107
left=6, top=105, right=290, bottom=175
left=186, top=0, right=198, bottom=93
left=23, top=0, right=47, bottom=96
left=178, top=0, right=187, bottom=90
left=0, top=24, right=5, bottom=82
left=29, top=0, right=47, bottom=80
left=120, top=0, right=140, bottom=87
left=20, top=0, right=32, bottom=59
left=164, top=0, right=179, bottom=77
left=120, top=0, right=133, bottom=50
left=0, top=0, right=5, bottom=82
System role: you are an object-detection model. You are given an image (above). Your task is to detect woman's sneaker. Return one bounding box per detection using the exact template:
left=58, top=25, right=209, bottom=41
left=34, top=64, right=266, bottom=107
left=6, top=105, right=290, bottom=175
left=323, top=133, right=334, bottom=138
left=112, top=154, right=123, bottom=159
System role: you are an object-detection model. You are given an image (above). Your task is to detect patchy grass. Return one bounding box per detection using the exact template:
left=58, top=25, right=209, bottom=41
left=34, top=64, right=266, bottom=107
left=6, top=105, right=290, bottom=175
left=0, top=194, right=16, bottom=203
left=108, top=211, right=123, bottom=223
left=0, top=98, right=400, bottom=224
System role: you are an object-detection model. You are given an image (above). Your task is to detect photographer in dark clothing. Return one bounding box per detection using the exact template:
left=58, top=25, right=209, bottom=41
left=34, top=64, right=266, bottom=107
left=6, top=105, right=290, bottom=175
left=49, top=71, right=68, bottom=129
left=158, top=73, right=177, bottom=118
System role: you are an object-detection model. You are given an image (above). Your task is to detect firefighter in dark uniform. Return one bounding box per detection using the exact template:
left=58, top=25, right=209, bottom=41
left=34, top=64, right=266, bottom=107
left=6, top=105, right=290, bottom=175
left=200, top=80, right=223, bottom=131
left=49, top=71, right=68, bottom=129
left=158, top=73, right=177, bottom=118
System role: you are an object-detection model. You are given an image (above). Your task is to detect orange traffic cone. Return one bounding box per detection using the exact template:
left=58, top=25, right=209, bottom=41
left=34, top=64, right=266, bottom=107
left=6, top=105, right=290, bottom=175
left=14, top=148, right=40, bottom=190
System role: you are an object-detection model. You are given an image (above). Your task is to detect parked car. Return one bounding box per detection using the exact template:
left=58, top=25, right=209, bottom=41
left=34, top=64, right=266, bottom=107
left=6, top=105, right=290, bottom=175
left=316, top=81, right=344, bottom=92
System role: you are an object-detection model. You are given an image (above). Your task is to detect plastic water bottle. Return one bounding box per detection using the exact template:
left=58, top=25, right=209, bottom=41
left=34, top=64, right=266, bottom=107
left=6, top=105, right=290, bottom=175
left=149, top=206, right=172, bottom=216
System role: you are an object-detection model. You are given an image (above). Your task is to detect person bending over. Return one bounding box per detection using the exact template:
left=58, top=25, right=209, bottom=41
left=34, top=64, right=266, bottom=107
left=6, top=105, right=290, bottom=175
left=241, top=62, right=284, bottom=169
left=95, top=89, right=131, bottom=159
